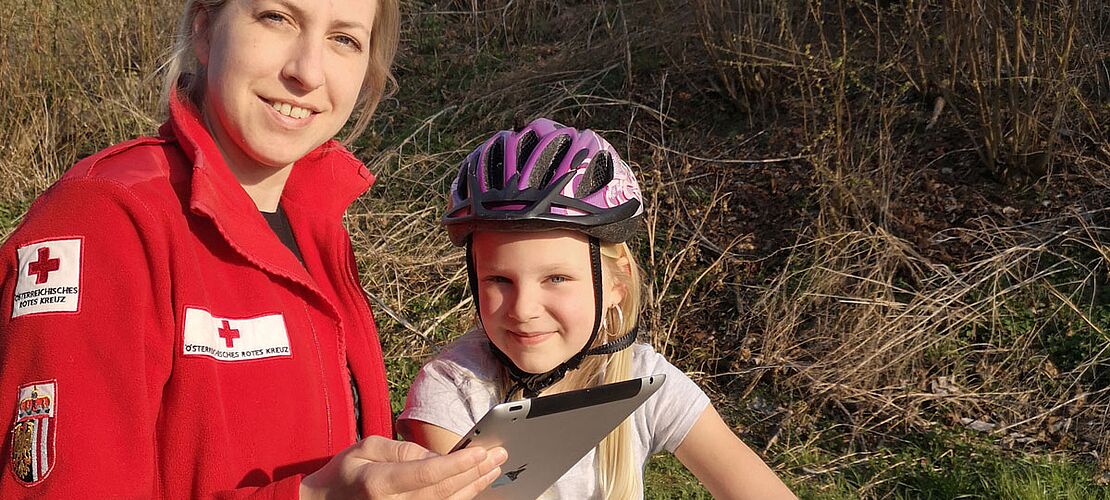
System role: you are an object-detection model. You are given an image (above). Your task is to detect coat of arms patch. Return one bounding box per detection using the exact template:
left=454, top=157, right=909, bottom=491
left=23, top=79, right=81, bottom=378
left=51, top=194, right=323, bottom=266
left=9, top=380, right=56, bottom=485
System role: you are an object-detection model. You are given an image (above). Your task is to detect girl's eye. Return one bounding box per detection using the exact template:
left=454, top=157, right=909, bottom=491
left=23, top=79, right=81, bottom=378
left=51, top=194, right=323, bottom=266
left=548, top=275, right=568, bottom=284
left=483, top=276, right=511, bottom=284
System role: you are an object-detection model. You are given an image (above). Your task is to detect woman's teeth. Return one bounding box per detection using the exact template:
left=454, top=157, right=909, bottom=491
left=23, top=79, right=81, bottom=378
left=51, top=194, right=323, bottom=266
left=272, top=101, right=311, bottom=119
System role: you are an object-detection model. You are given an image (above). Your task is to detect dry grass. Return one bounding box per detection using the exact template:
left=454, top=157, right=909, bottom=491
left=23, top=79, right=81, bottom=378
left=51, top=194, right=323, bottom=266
left=750, top=212, right=1109, bottom=432
left=689, top=0, right=1110, bottom=477
left=0, top=0, right=172, bottom=213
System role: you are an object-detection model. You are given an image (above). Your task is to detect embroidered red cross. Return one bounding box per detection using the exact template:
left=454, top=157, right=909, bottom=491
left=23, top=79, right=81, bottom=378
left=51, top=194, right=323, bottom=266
left=218, top=320, right=240, bottom=348
left=28, top=247, right=61, bottom=284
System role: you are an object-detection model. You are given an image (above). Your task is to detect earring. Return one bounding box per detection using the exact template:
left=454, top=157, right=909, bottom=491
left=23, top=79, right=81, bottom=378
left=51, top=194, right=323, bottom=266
left=605, top=305, right=624, bottom=336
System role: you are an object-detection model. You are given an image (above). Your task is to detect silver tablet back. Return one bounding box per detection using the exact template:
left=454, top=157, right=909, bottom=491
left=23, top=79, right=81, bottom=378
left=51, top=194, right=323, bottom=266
left=452, top=374, right=666, bottom=500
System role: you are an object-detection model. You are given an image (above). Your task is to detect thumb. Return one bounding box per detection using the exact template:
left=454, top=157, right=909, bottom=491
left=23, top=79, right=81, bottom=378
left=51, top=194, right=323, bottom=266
left=351, top=436, right=437, bottom=463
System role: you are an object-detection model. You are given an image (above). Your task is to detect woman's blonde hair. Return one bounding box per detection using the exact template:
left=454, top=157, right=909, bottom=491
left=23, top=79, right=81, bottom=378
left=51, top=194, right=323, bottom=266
left=496, top=241, right=644, bottom=499
left=160, top=0, right=399, bottom=144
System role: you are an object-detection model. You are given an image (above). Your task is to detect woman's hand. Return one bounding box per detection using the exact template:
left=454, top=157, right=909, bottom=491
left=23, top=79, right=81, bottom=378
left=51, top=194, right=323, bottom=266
left=299, top=436, right=507, bottom=500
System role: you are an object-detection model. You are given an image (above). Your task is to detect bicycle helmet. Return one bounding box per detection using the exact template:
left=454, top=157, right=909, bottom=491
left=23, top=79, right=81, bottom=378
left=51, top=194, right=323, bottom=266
left=443, top=118, right=645, bottom=399
left=443, top=118, right=643, bottom=245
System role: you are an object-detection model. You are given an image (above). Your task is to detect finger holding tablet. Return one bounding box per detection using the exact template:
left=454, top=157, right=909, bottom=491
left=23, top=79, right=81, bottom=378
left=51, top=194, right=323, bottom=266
left=300, top=435, right=508, bottom=499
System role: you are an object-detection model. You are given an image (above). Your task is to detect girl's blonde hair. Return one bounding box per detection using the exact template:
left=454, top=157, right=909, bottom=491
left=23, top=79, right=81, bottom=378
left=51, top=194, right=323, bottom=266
left=496, top=241, right=644, bottom=499
left=160, top=0, right=399, bottom=144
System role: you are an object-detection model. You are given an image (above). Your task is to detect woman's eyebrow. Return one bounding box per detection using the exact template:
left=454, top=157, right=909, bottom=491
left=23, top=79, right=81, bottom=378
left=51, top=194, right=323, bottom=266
left=263, top=0, right=306, bottom=17
left=265, top=0, right=371, bottom=35
left=332, top=18, right=371, bottom=35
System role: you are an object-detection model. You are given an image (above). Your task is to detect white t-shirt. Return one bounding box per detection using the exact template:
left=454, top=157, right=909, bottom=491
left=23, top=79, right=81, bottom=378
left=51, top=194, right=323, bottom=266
left=397, top=330, right=711, bottom=499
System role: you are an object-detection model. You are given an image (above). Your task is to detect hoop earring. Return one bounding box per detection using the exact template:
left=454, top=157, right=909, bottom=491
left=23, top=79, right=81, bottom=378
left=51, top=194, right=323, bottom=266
left=605, top=305, right=624, bottom=337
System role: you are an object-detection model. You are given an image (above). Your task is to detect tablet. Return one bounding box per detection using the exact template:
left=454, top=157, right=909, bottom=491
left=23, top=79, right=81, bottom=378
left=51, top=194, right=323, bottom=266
left=450, top=374, right=666, bottom=500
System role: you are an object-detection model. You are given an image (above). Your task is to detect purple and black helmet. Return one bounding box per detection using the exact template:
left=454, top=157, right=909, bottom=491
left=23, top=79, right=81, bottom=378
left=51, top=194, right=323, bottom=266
left=443, top=118, right=644, bottom=246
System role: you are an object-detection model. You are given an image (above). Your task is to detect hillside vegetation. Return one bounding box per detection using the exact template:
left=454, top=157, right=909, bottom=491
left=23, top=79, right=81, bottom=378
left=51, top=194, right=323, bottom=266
left=3, top=0, right=1109, bottom=497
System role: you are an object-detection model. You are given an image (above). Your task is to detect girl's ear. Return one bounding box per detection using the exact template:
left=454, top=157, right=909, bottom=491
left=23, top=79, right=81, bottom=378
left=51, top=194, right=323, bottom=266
left=192, top=7, right=212, bottom=67
left=605, top=254, right=632, bottom=307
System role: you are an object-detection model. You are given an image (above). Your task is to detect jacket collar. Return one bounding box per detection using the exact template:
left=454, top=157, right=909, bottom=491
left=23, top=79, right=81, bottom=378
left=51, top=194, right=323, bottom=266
left=157, top=90, right=375, bottom=289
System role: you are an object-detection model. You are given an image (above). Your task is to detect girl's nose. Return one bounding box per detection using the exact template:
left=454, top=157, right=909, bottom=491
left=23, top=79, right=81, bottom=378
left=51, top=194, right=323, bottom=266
left=282, top=37, right=326, bottom=91
left=507, top=285, right=543, bottom=322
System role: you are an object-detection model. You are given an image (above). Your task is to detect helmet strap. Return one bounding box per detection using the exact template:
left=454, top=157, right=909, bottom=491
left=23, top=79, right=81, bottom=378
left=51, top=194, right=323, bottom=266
left=466, top=239, right=481, bottom=326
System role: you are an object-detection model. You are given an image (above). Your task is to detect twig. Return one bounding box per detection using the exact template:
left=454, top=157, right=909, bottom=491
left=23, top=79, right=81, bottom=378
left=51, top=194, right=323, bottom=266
left=557, top=94, right=674, bottom=123
left=761, top=408, right=792, bottom=454
left=362, top=288, right=433, bottom=344
left=925, top=95, right=945, bottom=130
left=800, top=451, right=890, bottom=476
left=994, top=386, right=1110, bottom=435
left=670, top=220, right=757, bottom=262
left=368, top=106, right=458, bottom=172
left=620, top=130, right=809, bottom=164
left=418, top=296, right=474, bottom=342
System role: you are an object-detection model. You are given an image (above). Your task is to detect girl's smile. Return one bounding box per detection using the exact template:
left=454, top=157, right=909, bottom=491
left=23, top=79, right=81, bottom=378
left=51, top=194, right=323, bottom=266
left=506, top=330, right=557, bottom=346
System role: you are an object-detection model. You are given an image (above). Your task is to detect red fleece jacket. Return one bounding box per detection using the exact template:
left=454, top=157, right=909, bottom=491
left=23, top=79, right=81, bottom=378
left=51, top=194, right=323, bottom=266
left=0, top=94, right=392, bottom=498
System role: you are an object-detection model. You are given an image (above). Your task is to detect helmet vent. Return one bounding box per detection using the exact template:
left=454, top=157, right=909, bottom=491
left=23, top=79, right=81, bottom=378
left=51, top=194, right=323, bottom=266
left=568, top=148, right=590, bottom=172
left=485, top=138, right=506, bottom=190
left=529, top=135, right=571, bottom=189
left=575, top=151, right=614, bottom=197
left=516, top=131, right=540, bottom=170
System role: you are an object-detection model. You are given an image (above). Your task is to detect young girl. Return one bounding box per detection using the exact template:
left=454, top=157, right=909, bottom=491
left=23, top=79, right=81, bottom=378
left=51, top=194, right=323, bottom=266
left=398, top=119, right=795, bottom=499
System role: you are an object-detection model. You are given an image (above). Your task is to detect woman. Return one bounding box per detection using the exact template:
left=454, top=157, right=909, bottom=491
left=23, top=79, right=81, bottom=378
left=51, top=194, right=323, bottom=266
left=0, top=0, right=505, bottom=497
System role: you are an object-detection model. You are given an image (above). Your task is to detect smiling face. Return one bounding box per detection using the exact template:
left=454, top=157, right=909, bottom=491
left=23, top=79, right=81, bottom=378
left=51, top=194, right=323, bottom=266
left=472, top=230, right=626, bottom=374
left=193, top=0, right=374, bottom=176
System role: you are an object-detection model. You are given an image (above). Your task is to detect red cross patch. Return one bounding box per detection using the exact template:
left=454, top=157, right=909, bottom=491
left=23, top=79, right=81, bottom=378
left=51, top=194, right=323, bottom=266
left=9, top=380, right=57, bottom=485
left=13, top=239, right=82, bottom=318
left=182, top=308, right=292, bottom=361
